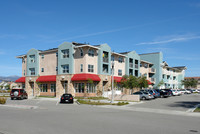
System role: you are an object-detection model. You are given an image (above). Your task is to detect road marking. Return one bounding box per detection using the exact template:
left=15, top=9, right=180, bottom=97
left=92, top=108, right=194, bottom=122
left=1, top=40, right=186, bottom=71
left=187, top=104, right=200, bottom=113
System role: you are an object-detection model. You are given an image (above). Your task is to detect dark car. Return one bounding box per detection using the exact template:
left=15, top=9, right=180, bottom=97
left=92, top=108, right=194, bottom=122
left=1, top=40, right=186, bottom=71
left=162, top=89, right=173, bottom=96
left=60, top=94, right=74, bottom=103
left=10, top=89, right=28, bottom=100
left=155, top=89, right=170, bottom=98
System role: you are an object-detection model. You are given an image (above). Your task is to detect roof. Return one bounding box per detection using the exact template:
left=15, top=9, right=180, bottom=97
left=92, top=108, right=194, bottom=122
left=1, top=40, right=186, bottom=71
left=71, top=73, right=101, bottom=81
left=15, top=77, right=25, bottom=83
left=141, top=60, right=153, bottom=65
left=36, top=75, right=56, bottom=82
left=111, top=52, right=126, bottom=57
left=139, top=52, right=160, bottom=55
left=185, top=77, right=200, bottom=80
left=172, top=66, right=187, bottom=70
left=119, top=51, right=131, bottom=55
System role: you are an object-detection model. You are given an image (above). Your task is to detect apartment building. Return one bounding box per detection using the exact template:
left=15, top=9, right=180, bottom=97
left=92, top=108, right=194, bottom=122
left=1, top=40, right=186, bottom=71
left=15, top=42, right=141, bottom=98
left=140, top=52, right=186, bottom=89
left=15, top=42, right=186, bottom=98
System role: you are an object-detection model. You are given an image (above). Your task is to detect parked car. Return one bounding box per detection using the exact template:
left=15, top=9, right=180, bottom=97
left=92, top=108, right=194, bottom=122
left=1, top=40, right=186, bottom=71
left=179, top=89, right=186, bottom=94
left=10, top=89, right=28, bottom=100
left=155, top=89, right=170, bottom=98
left=176, top=89, right=182, bottom=95
left=141, top=89, right=160, bottom=98
left=192, top=89, right=200, bottom=93
left=133, top=91, right=154, bottom=100
left=186, top=89, right=192, bottom=94
left=60, top=93, right=74, bottom=103
left=162, top=89, right=173, bottom=96
left=171, top=89, right=180, bottom=96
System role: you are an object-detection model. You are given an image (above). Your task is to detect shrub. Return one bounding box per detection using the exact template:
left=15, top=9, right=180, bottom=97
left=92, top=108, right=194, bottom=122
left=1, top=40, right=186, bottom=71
left=0, top=97, right=7, bottom=104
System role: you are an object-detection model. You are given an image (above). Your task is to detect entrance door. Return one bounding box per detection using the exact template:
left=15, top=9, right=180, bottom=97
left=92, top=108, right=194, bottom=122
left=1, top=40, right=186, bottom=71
left=30, top=82, right=34, bottom=96
left=62, top=81, right=68, bottom=93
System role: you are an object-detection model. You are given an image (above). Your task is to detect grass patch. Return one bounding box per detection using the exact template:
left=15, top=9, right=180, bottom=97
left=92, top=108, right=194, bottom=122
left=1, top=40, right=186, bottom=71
left=77, top=99, right=129, bottom=106
left=38, top=95, right=56, bottom=98
left=0, top=97, right=7, bottom=104
left=194, top=107, right=200, bottom=112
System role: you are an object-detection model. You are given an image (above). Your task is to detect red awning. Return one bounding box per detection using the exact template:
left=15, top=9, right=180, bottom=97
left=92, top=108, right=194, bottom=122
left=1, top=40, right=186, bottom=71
left=71, top=73, right=101, bottom=81
left=112, top=76, right=122, bottom=83
left=147, top=80, right=152, bottom=85
left=15, top=77, right=25, bottom=83
left=36, top=75, right=56, bottom=82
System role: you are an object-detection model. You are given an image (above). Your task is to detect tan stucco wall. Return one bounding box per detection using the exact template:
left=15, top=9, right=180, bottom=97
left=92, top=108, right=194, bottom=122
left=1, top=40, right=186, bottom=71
left=74, top=47, right=98, bottom=74
left=112, top=55, right=125, bottom=77
left=25, top=76, right=39, bottom=97
left=39, top=52, right=57, bottom=76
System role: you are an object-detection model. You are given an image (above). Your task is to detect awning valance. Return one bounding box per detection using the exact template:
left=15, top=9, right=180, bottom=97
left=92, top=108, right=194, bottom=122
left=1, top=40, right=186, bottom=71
left=36, top=75, right=56, bottom=82
left=15, top=77, right=25, bottom=83
left=71, top=73, right=101, bottom=81
left=112, top=76, right=122, bottom=83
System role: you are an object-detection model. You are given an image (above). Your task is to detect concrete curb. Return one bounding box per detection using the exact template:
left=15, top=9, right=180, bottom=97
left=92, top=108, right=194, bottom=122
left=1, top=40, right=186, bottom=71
left=0, top=104, right=38, bottom=109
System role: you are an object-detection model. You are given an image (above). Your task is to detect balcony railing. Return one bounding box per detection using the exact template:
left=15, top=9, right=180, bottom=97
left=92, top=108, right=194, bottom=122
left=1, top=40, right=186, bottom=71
left=135, top=64, right=138, bottom=69
left=129, top=63, right=133, bottom=68
left=103, top=57, right=108, bottom=63
left=149, top=68, right=156, bottom=73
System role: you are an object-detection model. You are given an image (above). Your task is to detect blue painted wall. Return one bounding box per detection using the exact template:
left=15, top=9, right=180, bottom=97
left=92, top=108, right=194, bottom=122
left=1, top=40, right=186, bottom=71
left=58, top=42, right=74, bottom=75
left=124, top=51, right=141, bottom=76
left=97, top=44, right=111, bottom=75
left=140, top=52, right=163, bottom=87
left=26, top=49, right=39, bottom=76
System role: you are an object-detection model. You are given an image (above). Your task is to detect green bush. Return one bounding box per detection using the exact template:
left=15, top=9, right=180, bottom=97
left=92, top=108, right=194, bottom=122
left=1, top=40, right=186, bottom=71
left=0, top=97, right=7, bottom=104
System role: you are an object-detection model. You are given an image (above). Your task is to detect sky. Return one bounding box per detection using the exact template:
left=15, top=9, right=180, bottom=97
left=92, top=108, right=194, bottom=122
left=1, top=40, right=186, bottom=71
left=0, top=0, right=200, bottom=77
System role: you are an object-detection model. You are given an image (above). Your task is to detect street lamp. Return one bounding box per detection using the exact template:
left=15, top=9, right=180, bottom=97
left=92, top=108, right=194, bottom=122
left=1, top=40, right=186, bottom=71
left=111, top=60, right=114, bottom=103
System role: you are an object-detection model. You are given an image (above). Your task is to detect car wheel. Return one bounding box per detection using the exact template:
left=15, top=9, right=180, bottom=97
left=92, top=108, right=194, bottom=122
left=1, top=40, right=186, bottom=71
left=161, top=95, right=164, bottom=98
left=141, top=97, right=146, bottom=100
left=11, top=98, right=14, bottom=100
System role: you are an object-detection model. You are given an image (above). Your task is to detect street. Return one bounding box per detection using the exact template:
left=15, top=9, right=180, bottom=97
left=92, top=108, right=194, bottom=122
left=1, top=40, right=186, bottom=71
left=0, top=94, right=199, bottom=134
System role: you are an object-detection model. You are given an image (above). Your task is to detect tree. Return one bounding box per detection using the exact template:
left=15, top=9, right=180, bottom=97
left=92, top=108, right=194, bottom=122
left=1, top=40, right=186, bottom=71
left=182, top=78, right=198, bottom=88
left=157, top=80, right=164, bottom=89
left=121, top=75, right=139, bottom=94
left=138, top=76, right=148, bottom=89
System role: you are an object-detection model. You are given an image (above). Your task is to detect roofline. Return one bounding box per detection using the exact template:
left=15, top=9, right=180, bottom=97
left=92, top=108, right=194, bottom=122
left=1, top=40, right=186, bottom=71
left=16, top=55, right=26, bottom=59
left=139, top=52, right=160, bottom=55
left=74, top=45, right=100, bottom=50
left=140, top=60, right=153, bottom=65
left=111, top=52, right=127, bottom=57
left=39, top=48, right=58, bottom=54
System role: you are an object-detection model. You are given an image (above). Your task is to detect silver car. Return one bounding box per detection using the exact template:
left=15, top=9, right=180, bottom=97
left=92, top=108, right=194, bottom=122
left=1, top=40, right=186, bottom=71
left=133, top=91, right=154, bottom=100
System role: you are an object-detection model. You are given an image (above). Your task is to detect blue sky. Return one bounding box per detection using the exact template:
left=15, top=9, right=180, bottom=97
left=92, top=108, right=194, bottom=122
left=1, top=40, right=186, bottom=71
left=0, top=0, right=200, bottom=77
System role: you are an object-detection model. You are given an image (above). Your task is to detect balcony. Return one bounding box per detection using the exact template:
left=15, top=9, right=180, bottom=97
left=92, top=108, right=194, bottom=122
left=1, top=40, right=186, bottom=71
left=135, top=64, right=139, bottom=69
left=103, top=57, right=108, bottom=63
left=148, top=77, right=156, bottom=84
left=129, top=63, right=133, bottom=68
left=149, top=68, right=156, bottom=73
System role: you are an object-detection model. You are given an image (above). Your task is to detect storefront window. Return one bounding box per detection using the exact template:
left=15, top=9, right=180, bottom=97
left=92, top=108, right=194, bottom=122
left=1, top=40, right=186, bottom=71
left=86, top=83, right=96, bottom=93
left=74, top=83, right=85, bottom=93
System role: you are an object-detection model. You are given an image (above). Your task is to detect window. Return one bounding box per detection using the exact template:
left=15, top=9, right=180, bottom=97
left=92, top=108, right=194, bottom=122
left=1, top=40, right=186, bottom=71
left=61, top=49, right=69, bottom=58
left=30, top=68, right=35, bottom=75
left=88, top=49, right=94, bottom=57
left=41, top=55, right=44, bottom=59
left=118, top=57, right=123, bottom=63
left=29, top=55, right=35, bottom=63
left=23, top=70, right=26, bottom=76
left=41, top=68, right=44, bottom=72
left=103, top=64, right=108, bottom=73
left=118, top=69, right=122, bottom=76
left=62, top=65, right=69, bottom=73
left=22, top=58, right=25, bottom=64
left=56, top=52, right=58, bottom=57
left=80, top=64, right=83, bottom=72
left=74, top=83, right=84, bottom=93
left=50, top=84, right=56, bottom=92
left=40, top=84, right=48, bottom=92
left=144, top=63, right=148, bottom=68
left=88, top=64, right=94, bottom=72
left=86, top=83, right=96, bottom=93
left=22, top=84, right=25, bottom=89
left=163, top=75, right=165, bottom=79
left=56, top=67, right=58, bottom=72
left=111, top=55, right=114, bottom=61
left=80, top=49, right=83, bottom=56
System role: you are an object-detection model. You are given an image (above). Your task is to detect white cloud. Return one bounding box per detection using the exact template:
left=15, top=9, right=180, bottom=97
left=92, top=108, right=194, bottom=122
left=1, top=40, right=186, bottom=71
left=136, top=34, right=200, bottom=46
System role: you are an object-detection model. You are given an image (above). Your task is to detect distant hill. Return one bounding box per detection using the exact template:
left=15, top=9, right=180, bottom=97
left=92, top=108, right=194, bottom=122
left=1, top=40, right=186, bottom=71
left=0, top=75, right=20, bottom=82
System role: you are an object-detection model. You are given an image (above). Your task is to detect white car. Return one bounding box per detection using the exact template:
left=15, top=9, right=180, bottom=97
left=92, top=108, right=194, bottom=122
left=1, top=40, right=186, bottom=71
left=185, top=89, right=192, bottom=94
left=179, top=89, right=187, bottom=94
left=172, top=89, right=179, bottom=96
left=192, top=89, right=200, bottom=93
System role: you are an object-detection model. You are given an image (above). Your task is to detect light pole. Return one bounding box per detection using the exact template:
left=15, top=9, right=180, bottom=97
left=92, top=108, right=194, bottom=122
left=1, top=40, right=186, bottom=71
left=111, top=61, right=114, bottom=103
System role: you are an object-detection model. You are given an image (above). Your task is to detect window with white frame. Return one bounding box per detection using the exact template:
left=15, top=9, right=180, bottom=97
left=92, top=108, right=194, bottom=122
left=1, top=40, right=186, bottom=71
left=50, top=84, right=56, bottom=92
left=86, top=83, right=96, bottom=93
left=74, top=83, right=84, bottom=93
left=80, top=64, right=83, bottom=72
left=62, top=64, right=69, bottom=73
left=29, top=55, right=35, bottom=63
left=118, top=69, right=122, bottom=76
left=111, top=55, right=114, bottom=61
left=118, top=57, right=123, bottom=63
left=88, top=64, right=94, bottom=72
left=61, top=49, right=69, bottom=58
left=88, top=49, right=94, bottom=57
left=40, top=84, right=48, bottom=92
left=29, top=68, right=35, bottom=75
left=80, top=48, right=83, bottom=56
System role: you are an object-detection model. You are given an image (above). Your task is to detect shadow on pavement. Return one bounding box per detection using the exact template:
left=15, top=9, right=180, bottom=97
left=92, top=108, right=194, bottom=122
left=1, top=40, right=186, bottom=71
left=168, top=101, right=200, bottom=109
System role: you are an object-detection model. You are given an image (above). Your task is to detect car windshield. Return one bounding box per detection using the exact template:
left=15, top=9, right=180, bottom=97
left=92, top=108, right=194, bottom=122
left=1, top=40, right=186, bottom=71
left=63, top=94, right=72, bottom=97
left=11, top=89, right=19, bottom=93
